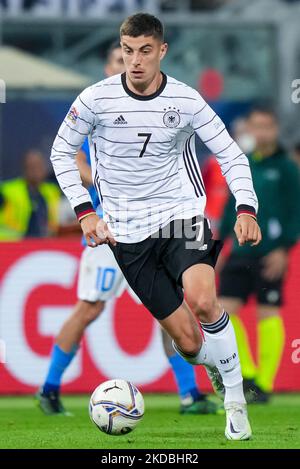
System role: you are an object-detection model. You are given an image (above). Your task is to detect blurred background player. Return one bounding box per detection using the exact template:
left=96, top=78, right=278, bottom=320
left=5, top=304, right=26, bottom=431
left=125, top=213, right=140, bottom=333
left=218, top=105, right=300, bottom=403
left=37, top=41, right=220, bottom=416
left=0, top=149, right=60, bottom=240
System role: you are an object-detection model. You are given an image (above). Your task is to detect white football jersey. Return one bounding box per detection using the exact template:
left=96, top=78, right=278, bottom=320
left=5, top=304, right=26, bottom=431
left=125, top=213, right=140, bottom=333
left=51, top=73, right=258, bottom=243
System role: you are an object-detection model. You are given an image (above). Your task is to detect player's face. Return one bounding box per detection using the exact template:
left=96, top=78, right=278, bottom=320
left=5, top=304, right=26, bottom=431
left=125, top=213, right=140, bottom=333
left=121, top=35, right=168, bottom=89
left=105, top=47, right=125, bottom=77
left=248, top=112, right=279, bottom=149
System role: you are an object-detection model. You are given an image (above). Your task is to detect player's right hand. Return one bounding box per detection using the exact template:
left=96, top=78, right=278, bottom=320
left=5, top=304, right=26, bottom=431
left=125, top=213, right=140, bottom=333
left=80, top=214, right=116, bottom=247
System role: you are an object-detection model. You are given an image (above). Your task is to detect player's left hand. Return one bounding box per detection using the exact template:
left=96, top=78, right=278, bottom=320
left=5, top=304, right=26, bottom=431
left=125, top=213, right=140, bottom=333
left=234, top=214, right=262, bottom=247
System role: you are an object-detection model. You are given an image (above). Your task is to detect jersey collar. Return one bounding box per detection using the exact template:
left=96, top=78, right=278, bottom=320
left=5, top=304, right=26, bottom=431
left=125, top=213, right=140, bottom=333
left=121, top=72, right=167, bottom=101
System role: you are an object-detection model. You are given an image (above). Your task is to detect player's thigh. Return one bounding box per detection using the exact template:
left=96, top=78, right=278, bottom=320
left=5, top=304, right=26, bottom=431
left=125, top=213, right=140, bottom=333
left=77, top=244, right=126, bottom=303
left=160, top=218, right=222, bottom=320
left=218, top=255, right=254, bottom=308
left=182, top=263, right=219, bottom=318
left=256, top=260, right=284, bottom=313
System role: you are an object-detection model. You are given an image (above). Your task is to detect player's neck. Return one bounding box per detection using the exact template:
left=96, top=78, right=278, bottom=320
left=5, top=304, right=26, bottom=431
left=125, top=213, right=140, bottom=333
left=125, top=71, right=163, bottom=96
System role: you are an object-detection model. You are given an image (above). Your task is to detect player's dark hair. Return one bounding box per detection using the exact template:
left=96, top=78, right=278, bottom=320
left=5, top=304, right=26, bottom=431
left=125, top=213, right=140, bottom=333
left=247, top=103, right=278, bottom=121
left=120, top=13, right=164, bottom=42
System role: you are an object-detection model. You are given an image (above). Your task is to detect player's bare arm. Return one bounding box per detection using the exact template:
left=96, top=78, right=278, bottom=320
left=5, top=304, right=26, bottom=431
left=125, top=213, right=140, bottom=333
left=234, top=214, right=262, bottom=247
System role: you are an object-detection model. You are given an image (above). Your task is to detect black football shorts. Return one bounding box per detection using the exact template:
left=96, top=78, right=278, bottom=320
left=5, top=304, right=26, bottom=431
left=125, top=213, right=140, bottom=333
left=110, top=216, right=223, bottom=320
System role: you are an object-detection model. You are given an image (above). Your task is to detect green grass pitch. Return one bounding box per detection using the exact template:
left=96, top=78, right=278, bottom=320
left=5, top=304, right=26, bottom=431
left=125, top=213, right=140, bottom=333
left=0, top=394, right=299, bottom=449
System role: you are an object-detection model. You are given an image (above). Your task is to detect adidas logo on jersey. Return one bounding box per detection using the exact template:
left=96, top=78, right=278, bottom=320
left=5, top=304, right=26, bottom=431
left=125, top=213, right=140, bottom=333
left=113, top=115, right=128, bottom=125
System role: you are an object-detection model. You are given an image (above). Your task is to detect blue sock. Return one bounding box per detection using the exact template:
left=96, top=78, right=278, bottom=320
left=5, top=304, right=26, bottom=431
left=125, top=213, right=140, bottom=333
left=43, top=344, right=77, bottom=395
left=168, top=353, right=202, bottom=400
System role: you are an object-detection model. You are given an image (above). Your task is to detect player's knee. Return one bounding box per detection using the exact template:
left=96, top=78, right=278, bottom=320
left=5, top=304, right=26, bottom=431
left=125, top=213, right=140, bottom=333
left=175, top=337, right=201, bottom=356
left=172, top=328, right=201, bottom=356
left=80, top=300, right=105, bottom=325
left=188, top=294, right=219, bottom=322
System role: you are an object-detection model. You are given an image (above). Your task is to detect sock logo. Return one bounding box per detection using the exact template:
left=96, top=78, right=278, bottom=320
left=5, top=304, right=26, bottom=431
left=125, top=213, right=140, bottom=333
left=220, top=352, right=237, bottom=365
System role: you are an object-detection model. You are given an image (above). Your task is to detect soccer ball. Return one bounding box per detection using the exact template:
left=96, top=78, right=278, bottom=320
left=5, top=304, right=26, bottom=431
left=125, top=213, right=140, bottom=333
left=89, top=379, right=144, bottom=435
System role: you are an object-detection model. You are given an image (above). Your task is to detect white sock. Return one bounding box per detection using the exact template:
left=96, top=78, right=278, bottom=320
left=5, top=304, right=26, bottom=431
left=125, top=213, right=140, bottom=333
left=172, top=339, right=215, bottom=368
left=201, top=311, right=246, bottom=405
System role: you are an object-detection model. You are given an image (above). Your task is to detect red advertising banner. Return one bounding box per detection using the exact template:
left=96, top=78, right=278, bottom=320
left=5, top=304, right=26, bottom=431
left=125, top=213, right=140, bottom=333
left=0, top=239, right=299, bottom=394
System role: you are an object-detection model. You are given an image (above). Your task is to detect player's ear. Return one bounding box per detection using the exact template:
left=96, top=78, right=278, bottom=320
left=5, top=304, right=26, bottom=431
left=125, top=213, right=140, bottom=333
left=160, top=42, right=168, bottom=60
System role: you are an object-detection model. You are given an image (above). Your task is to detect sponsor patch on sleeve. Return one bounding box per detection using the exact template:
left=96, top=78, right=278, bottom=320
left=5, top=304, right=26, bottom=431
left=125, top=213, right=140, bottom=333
left=67, top=106, right=79, bottom=124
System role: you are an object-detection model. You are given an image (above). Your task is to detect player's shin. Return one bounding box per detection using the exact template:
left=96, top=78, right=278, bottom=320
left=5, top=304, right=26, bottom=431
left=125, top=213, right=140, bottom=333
left=201, top=310, right=246, bottom=405
left=172, top=337, right=226, bottom=400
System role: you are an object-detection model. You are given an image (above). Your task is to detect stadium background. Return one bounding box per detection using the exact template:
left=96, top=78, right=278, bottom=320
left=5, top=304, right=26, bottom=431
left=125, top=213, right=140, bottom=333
left=0, top=0, right=300, bottom=395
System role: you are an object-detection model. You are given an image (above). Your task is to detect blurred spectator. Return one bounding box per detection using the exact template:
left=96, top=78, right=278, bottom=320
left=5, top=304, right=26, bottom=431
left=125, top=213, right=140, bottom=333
left=0, top=150, right=61, bottom=240
left=218, top=105, right=300, bottom=403
left=231, top=117, right=256, bottom=155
